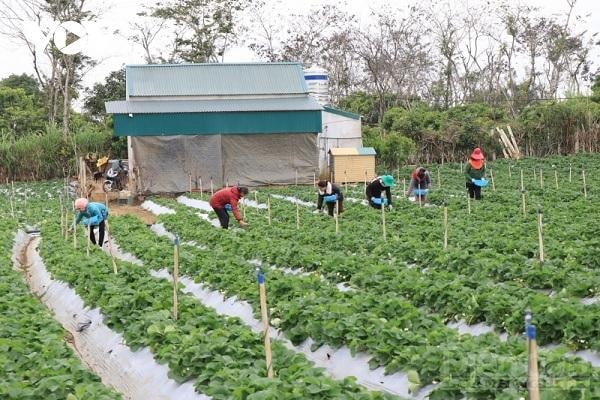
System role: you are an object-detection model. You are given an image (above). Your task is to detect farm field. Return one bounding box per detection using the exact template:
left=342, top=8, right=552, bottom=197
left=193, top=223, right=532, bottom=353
left=1, top=153, right=599, bottom=399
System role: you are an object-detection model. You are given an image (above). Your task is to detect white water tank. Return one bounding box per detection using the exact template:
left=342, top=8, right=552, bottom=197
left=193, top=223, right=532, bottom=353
left=304, top=65, right=329, bottom=105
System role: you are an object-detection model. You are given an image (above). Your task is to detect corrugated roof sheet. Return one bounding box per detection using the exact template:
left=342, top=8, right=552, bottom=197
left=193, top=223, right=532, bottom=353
left=105, top=97, right=323, bottom=114
left=126, top=63, right=310, bottom=97
left=329, top=147, right=376, bottom=156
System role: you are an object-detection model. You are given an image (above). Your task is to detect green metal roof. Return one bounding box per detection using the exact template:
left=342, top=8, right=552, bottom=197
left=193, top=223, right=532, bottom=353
left=126, top=63, right=310, bottom=97
left=112, top=110, right=322, bottom=137
left=323, top=105, right=361, bottom=120
left=105, top=97, right=322, bottom=114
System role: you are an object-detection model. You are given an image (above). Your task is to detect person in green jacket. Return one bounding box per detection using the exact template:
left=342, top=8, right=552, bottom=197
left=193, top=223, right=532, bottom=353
left=70, top=198, right=109, bottom=246
left=465, top=148, right=486, bottom=200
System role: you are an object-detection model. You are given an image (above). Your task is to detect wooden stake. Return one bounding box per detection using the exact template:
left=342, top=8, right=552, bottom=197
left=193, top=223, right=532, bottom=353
left=105, top=220, right=118, bottom=274
left=520, top=169, right=525, bottom=191
left=381, top=196, right=386, bottom=241
left=569, top=164, right=572, bottom=182
left=466, top=190, right=471, bottom=214
left=267, top=197, right=271, bottom=226
left=257, top=270, right=274, bottom=378
left=582, top=169, right=587, bottom=198
left=335, top=201, right=339, bottom=234
left=526, top=321, right=540, bottom=400
left=296, top=201, right=300, bottom=230
left=86, top=224, right=90, bottom=257
left=443, top=206, right=448, bottom=249
left=173, top=236, right=179, bottom=320
left=521, top=190, right=527, bottom=218
left=73, top=211, right=77, bottom=249
left=490, top=169, right=496, bottom=191
left=8, top=179, right=15, bottom=219
left=537, top=205, right=544, bottom=263
left=554, top=169, right=558, bottom=190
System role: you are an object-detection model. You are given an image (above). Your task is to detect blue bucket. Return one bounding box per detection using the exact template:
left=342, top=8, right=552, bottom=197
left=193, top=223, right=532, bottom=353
left=324, top=194, right=338, bottom=203
left=414, top=188, right=429, bottom=196
left=472, top=178, right=489, bottom=187
left=371, top=197, right=388, bottom=206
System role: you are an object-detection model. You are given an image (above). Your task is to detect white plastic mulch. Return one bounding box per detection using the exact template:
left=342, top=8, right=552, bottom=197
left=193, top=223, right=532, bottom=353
left=12, top=231, right=207, bottom=400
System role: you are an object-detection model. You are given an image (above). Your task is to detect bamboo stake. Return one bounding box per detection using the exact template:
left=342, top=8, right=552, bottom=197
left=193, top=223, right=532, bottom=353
left=344, top=171, right=347, bottom=191
left=335, top=200, right=340, bottom=234
left=381, top=196, right=386, bottom=241
left=173, top=236, right=179, bottom=320
left=537, top=205, right=544, bottom=263
left=443, top=205, right=448, bottom=250
left=8, top=179, right=15, bottom=219
left=73, top=208, right=77, bottom=249
left=569, top=164, right=572, bottom=182
left=86, top=224, right=90, bottom=257
left=490, top=169, right=496, bottom=191
left=582, top=169, right=587, bottom=198
left=554, top=169, right=558, bottom=190
left=257, top=269, right=274, bottom=378
left=520, top=169, right=525, bottom=191
left=525, top=311, right=540, bottom=400
left=267, top=197, right=271, bottom=226
left=105, top=220, right=118, bottom=274
left=521, top=190, right=527, bottom=218
left=295, top=201, right=300, bottom=230
left=466, top=190, right=471, bottom=214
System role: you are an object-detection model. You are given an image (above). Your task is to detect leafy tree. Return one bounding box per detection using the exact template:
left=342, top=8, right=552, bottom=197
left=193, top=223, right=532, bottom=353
left=0, top=87, right=46, bottom=136
left=84, top=68, right=126, bottom=119
left=149, top=0, right=250, bottom=63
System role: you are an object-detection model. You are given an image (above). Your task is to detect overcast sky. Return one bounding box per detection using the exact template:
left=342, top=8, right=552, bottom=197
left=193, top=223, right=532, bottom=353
left=1, top=0, right=599, bottom=92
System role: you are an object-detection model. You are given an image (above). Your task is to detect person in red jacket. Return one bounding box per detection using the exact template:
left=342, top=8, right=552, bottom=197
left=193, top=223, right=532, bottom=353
left=209, top=186, right=249, bottom=229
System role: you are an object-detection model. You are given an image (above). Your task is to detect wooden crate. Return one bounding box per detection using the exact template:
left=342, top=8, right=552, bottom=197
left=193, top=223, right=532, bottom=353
left=328, top=147, right=376, bottom=183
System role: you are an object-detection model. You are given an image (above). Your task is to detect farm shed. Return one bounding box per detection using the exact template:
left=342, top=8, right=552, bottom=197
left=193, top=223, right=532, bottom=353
left=318, top=106, right=362, bottom=172
left=105, top=63, right=323, bottom=193
left=328, top=147, right=376, bottom=183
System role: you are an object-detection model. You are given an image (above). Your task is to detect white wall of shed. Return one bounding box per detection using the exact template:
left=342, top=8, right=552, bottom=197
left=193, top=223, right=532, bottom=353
left=318, top=111, right=362, bottom=172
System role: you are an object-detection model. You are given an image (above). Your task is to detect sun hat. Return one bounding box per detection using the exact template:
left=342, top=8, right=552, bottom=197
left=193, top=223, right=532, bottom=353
left=381, top=175, right=395, bottom=187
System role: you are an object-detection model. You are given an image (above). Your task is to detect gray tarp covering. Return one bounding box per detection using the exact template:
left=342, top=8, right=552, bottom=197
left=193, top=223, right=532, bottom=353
left=132, top=133, right=317, bottom=193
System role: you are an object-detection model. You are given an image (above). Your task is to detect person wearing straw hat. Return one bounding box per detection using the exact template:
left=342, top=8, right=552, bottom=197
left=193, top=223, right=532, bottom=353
left=314, top=180, right=344, bottom=216
left=465, top=147, right=487, bottom=200
left=209, top=186, right=249, bottom=229
left=366, top=175, right=395, bottom=210
left=406, top=167, right=431, bottom=203
left=70, top=197, right=109, bottom=247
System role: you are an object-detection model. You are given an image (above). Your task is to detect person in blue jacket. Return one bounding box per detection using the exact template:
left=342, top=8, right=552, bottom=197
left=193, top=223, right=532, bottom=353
left=71, top=197, right=109, bottom=246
